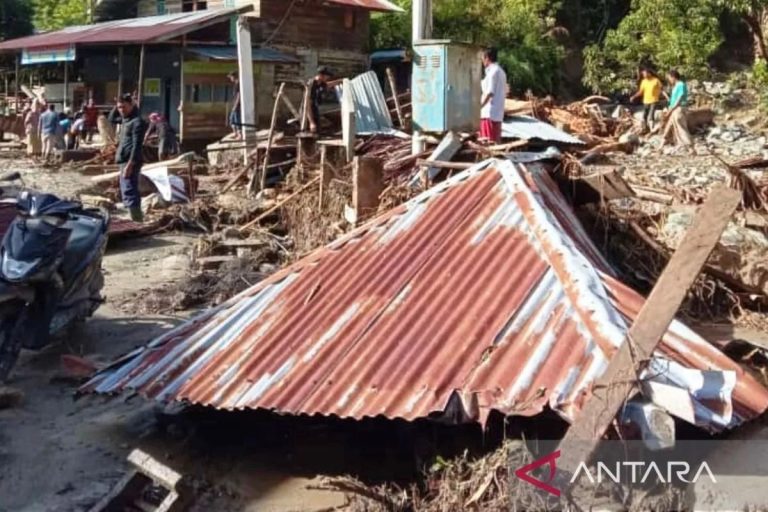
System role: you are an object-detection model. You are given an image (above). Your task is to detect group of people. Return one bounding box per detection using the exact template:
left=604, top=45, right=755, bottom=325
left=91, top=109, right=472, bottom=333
left=477, top=47, right=693, bottom=151
left=631, top=66, right=692, bottom=150
left=23, top=99, right=101, bottom=159
left=227, top=66, right=338, bottom=139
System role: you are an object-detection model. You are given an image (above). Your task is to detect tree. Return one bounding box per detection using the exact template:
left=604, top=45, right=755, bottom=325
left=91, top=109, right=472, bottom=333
left=32, top=0, right=90, bottom=31
left=0, top=0, right=34, bottom=40
left=715, top=0, right=768, bottom=63
left=582, top=0, right=722, bottom=93
left=370, top=0, right=566, bottom=94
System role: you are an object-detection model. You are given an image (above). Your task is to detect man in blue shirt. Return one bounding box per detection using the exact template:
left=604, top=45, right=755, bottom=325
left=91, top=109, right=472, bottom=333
left=108, top=94, right=147, bottom=222
left=662, top=69, right=693, bottom=152
left=38, top=104, right=59, bottom=160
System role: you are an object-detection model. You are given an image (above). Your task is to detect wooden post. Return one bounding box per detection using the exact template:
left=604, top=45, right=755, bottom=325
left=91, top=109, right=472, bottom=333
left=187, top=158, right=195, bottom=201
left=341, top=78, right=355, bottom=163
left=353, top=156, right=384, bottom=222
left=117, top=47, right=124, bottom=99
left=386, top=67, right=404, bottom=128
left=14, top=55, right=19, bottom=112
left=179, top=46, right=185, bottom=144
left=136, top=44, right=146, bottom=107
left=254, top=82, right=285, bottom=194
left=557, top=184, right=742, bottom=481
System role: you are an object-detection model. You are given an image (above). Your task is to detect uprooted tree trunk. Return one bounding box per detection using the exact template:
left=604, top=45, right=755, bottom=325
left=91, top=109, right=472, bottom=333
left=742, top=9, right=768, bottom=63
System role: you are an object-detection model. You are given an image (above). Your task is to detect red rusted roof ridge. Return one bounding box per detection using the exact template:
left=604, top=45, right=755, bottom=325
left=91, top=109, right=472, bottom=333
left=81, top=160, right=768, bottom=431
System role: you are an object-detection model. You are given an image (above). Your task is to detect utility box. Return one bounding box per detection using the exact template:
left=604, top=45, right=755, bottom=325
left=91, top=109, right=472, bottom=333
left=412, top=40, right=482, bottom=133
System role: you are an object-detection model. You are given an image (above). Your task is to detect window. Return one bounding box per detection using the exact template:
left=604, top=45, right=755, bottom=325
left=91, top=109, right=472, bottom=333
left=182, top=0, right=207, bottom=11
left=343, top=9, right=355, bottom=29
left=185, top=83, right=225, bottom=104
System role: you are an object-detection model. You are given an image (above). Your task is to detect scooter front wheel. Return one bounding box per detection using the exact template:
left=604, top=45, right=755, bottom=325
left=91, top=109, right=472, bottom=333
left=0, top=306, right=24, bottom=382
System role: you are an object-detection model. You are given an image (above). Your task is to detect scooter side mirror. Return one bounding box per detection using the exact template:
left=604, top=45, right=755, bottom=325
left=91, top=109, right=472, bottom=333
left=0, top=172, right=21, bottom=182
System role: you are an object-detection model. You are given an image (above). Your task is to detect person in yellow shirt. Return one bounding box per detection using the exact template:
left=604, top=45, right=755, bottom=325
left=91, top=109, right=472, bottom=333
left=630, top=67, right=667, bottom=132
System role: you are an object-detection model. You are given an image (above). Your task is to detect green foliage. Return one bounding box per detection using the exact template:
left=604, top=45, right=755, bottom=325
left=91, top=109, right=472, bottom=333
left=371, top=0, right=565, bottom=94
left=32, top=0, right=90, bottom=31
left=582, top=0, right=722, bottom=93
left=0, top=0, right=34, bottom=40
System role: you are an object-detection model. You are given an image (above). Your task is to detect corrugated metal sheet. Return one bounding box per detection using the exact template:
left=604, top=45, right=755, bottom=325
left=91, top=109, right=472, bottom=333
left=0, top=8, right=248, bottom=51
left=186, top=46, right=298, bottom=63
left=81, top=159, right=768, bottom=430
left=325, top=0, right=404, bottom=12
left=502, top=115, right=585, bottom=145
left=340, top=70, right=393, bottom=134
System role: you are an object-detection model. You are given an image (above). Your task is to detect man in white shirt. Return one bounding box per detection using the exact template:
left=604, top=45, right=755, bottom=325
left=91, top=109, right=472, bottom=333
left=479, top=47, right=507, bottom=143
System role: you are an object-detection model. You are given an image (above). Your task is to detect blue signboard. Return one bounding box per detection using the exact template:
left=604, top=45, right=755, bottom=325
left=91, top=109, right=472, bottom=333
left=21, top=45, right=76, bottom=65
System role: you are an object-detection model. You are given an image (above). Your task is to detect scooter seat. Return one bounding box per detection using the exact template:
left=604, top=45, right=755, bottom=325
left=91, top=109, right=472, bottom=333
left=61, top=215, right=103, bottom=278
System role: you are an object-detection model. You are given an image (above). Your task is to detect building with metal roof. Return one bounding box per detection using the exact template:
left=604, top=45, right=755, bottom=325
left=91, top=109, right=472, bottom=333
left=81, top=159, right=768, bottom=432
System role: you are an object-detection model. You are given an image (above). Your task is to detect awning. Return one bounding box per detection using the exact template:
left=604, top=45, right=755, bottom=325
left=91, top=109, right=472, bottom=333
left=185, top=46, right=298, bottom=64
left=0, top=7, right=251, bottom=52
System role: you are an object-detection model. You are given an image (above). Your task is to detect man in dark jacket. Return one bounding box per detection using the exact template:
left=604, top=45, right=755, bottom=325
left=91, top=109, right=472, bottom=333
left=108, top=94, right=147, bottom=222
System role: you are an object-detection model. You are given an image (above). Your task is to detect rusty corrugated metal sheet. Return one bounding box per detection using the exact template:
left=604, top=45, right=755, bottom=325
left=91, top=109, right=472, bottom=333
left=81, top=160, right=768, bottom=430
left=0, top=8, right=249, bottom=51
left=325, top=0, right=404, bottom=12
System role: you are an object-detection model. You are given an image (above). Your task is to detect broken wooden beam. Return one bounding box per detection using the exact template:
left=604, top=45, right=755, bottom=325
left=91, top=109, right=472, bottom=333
left=557, top=184, right=742, bottom=481
left=253, top=82, right=285, bottom=195
left=386, top=67, right=405, bottom=128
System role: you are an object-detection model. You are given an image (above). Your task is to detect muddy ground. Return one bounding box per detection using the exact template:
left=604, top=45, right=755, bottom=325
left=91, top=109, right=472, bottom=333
left=0, top=152, right=359, bottom=511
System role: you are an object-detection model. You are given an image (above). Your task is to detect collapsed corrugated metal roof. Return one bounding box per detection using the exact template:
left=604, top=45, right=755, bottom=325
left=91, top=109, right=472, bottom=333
left=503, top=115, right=585, bottom=145
left=0, top=8, right=250, bottom=51
left=81, top=160, right=768, bottom=430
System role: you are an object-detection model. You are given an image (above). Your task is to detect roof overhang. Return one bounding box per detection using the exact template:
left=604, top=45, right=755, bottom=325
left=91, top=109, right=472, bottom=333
left=0, top=6, right=253, bottom=53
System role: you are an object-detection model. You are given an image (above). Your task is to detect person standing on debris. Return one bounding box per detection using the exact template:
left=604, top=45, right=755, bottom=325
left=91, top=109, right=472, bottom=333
left=24, top=100, right=42, bottom=158
left=630, top=67, right=665, bottom=132
left=227, top=72, right=241, bottom=140
left=38, top=103, right=59, bottom=160
left=661, top=70, right=693, bottom=152
left=145, top=112, right=179, bottom=161
left=59, top=109, right=74, bottom=150
left=108, top=94, right=147, bottom=222
left=479, top=47, right=507, bottom=143
left=83, top=98, right=99, bottom=142
left=307, top=66, right=340, bottom=134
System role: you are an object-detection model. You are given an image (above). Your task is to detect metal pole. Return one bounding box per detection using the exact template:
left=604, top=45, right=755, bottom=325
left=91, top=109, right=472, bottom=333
left=117, top=47, right=124, bottom=99
left=411, top=0, right=432, bottom=155
left=14, top=55, right=19, bottom=112
left=63, top=62, right=69, bottom=110
left=137, top=44, right=146, bottom=107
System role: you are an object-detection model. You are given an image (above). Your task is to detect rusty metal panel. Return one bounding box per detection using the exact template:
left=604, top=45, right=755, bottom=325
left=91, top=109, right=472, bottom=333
left=81, top=160, right=768, bottom=431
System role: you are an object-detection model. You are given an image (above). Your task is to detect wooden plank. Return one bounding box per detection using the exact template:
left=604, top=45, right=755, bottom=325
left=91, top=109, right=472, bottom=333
left=341, top=78, right=356, bottom=162
left=252, top=82, right=285, bottom=195
left=236, top=15, right=256, bottom=145
left=353, top=156, right=384, bottom=221
left=557, top=184, right=742, bottom=479
left=386, top=67, right=404, bottom=128
left=416, top=159, right=472, bottom=170
left=91, top=153, right=195, bottom=183
left=128, top=449, right=183, bottom=490
left=196, top=255, right=237, bottom=270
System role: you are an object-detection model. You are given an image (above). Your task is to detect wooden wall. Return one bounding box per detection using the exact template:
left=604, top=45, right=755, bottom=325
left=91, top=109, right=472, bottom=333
left=252, top=0, right=369, bottom=53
